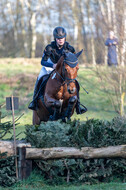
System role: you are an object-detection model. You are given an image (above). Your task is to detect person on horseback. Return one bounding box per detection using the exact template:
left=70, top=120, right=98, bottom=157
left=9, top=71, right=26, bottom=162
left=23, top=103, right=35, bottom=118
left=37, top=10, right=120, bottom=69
left=28, top=26, right=87, bottom=114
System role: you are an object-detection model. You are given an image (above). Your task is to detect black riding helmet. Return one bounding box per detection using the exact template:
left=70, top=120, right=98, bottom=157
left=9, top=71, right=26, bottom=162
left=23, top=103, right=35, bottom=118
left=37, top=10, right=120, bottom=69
left=53, top=27, right=67, bottom=39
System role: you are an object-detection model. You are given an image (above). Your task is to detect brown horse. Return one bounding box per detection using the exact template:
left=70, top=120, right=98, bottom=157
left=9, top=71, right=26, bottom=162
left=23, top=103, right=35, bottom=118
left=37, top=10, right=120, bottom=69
left=33, top=50, right=83, bottom=125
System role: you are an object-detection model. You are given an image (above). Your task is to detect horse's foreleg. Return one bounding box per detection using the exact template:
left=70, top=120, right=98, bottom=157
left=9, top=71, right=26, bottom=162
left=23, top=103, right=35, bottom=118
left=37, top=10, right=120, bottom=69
left=49, top=101, right=62, bottom=121
left=62, top=96, right=77, bottom=121
left=45, top=95, right=62, bottom=121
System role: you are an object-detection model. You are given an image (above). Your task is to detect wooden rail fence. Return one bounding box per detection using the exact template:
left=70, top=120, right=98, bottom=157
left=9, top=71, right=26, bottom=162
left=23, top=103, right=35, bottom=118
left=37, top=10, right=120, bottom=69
left=0, top=140, right=126, bottom=180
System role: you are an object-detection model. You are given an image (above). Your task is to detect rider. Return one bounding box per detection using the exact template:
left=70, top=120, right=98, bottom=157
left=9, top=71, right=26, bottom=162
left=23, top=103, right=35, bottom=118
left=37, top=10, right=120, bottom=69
left=28, top=26, right=87, bottom=114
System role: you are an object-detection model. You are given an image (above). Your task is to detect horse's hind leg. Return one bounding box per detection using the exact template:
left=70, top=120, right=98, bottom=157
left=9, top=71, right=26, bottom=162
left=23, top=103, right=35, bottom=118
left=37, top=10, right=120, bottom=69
left=33, top=110, right=41, bottom=125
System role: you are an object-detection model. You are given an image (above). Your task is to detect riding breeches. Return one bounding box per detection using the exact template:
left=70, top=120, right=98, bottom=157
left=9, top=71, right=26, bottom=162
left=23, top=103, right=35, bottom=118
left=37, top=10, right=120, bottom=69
left=38, top=66, right=54, bottom=80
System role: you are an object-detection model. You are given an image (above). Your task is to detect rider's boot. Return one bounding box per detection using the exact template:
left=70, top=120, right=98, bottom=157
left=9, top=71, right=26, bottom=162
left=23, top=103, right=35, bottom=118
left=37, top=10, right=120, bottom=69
left=75, top=99, right=87, bottom=114
left=75, top=81, right=87, bottom=114
left=28, top=79, right=39, bottom=110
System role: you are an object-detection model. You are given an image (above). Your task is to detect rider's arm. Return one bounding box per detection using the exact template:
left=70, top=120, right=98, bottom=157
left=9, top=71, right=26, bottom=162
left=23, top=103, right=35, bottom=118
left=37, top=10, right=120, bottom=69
left=41, top=53, right=54, bottom=68
left=41, top=45, right=55, bottom=68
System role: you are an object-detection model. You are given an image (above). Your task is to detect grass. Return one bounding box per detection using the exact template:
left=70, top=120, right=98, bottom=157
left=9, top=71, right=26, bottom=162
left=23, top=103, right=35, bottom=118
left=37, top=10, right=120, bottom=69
left=0, top=171, right=126, bottom=190
left=6, top=183, right=126, bottom=190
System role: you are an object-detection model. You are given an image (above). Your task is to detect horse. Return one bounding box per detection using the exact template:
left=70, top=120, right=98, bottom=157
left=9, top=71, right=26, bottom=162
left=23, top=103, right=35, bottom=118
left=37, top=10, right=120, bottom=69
left=32, top=50, right=83, bottom=125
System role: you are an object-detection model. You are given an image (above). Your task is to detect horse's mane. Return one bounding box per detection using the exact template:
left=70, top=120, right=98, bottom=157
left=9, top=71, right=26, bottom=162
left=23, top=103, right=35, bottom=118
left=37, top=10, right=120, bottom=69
left=56, top=56, right=64, bottom=71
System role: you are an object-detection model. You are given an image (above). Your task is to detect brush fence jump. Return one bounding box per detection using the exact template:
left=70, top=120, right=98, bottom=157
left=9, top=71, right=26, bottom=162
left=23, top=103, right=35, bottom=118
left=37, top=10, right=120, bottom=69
left=0, top=141, right=126, bottom=180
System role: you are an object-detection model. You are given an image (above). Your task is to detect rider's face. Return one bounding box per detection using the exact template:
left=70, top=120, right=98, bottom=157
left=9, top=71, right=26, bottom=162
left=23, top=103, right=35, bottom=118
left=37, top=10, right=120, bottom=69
left=56, top=37, right=65, bottom=46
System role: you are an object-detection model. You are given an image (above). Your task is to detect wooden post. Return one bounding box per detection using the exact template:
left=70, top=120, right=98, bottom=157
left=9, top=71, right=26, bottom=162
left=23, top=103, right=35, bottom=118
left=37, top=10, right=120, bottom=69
left=0, top=140, right=32, bottom=180
left=17, top=146, right=32, bottom=180
left=11, top=95, right=18, bottom=179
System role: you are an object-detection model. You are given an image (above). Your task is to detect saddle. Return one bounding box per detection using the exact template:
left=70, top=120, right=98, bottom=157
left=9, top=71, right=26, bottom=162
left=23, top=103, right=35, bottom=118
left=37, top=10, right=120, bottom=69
left=36, top=73, right=54, bottom=114
left=37, top=74, right=49, bottom=97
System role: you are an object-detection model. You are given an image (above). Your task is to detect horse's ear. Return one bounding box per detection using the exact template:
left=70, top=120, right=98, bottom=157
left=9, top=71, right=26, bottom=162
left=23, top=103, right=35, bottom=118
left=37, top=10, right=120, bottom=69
left=75, top=49, right=83, bottom=58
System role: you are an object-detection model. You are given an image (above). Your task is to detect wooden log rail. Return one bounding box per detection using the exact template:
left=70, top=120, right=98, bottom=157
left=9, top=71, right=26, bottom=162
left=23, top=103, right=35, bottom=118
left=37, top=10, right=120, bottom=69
left=26, top=145, right=126, bottom=160
left=0, top=141, right=126, bottom=160
left=0, top=140, right=31, bottom=157
left=1, top=141, right=126, bottom=180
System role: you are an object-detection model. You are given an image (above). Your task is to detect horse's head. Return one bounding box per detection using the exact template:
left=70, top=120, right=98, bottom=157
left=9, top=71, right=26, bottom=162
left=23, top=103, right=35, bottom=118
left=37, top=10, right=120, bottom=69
left=56, top=50, right=83, bottom=94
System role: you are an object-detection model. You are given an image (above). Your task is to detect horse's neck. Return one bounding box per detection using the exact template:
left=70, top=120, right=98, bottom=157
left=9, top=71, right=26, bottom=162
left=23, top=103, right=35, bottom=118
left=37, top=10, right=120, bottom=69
left=56, top=56, right=64, bottom=71
left=56, top=64, right=62, bottom=76
left=54, top=57, right=64, bottom=82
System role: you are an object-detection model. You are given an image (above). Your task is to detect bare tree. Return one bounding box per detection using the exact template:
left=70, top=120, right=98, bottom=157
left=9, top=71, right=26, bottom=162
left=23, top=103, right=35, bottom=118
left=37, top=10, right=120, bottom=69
left=86, top=0, right=96, bottom=65
left=95, top=66, right=126, bottom=116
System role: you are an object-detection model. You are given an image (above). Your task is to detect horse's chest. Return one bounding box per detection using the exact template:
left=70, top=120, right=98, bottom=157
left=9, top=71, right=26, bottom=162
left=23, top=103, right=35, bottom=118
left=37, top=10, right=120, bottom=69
left=56, top=85, right=71, bottom=100
left=56, top=86, right=64, bottom=99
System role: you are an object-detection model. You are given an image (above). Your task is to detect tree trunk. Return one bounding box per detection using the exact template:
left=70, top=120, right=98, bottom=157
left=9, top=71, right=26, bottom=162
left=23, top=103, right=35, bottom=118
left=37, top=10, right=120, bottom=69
left=106, top=0, right=112, bottom=28
left=7, top=2, right=18, bottom=46
left=19, top=0, right=29, bottom=57
left=30, top=12, right=37, bottom=58
left=72, top=0, right=79, bottom=48
left=71, top=0, right=86, bottom=63
left=26, top=145, right=126, bottom=160
left=88, top=0, right=96, bottom=66
left=121, top=8, right=126, bottom=66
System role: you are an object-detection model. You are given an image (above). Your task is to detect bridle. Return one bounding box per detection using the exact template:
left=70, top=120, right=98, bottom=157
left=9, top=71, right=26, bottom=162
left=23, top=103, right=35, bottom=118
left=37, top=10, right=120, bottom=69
left=55, top=61, right=77, bottom=93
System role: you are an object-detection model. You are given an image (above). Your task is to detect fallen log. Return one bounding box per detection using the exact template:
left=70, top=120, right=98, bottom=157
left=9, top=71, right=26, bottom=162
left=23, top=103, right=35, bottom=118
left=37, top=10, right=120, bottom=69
left=26, top=145, right=126, bottom=160
left=0, top=140, right=31, bottom=157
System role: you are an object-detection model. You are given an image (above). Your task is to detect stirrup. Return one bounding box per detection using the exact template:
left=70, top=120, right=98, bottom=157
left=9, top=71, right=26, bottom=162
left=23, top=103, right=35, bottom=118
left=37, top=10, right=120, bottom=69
left=76, top=104, right=87, bottom=115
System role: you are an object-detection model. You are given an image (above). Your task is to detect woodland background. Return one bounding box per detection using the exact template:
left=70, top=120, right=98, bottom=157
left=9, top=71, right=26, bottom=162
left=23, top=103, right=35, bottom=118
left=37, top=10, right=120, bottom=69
left=0, top=0, right=126, bottom=66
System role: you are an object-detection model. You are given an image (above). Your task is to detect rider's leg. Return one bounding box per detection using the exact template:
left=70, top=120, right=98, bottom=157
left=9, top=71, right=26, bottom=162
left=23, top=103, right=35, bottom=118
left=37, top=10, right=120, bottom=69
left=75, top=81, right=87, bottom=114
left=28, top=78, right=39, bottom=110
left=28, top=67, right=47, bottom=110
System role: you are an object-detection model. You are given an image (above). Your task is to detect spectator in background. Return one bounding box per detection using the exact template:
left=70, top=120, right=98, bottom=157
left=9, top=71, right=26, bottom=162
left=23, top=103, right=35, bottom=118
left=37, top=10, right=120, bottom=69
left=105, top=31, right=118, bottom=66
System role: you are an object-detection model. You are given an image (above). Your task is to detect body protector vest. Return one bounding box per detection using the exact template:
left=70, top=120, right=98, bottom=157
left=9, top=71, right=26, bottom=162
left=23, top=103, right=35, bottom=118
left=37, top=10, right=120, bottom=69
left=43, top=41, right=75, bottom=63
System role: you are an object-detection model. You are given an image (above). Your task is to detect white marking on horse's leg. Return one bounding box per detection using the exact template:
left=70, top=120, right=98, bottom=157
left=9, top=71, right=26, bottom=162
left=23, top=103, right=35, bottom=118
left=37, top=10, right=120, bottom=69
left=59, top=99, right=63, bottom=112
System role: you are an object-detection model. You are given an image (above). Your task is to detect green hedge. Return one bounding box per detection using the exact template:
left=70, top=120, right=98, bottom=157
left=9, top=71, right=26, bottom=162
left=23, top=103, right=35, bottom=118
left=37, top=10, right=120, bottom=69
left=0, top=119, right=17, bottom=187
left=25, top=117, right=126, bottom=185
left=0, top=152, right=16, bottom=187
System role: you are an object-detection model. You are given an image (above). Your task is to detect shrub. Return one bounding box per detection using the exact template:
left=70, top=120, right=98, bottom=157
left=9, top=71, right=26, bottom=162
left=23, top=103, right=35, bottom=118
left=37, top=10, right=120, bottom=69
left=25, top=116, right=126, bottom=184
left=0, top=152, right=16, bottom=187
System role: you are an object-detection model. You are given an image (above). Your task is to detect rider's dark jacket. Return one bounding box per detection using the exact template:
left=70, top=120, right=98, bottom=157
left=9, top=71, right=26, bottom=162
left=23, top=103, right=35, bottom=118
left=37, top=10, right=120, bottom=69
left=41, top=41, right=75, bottom=68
